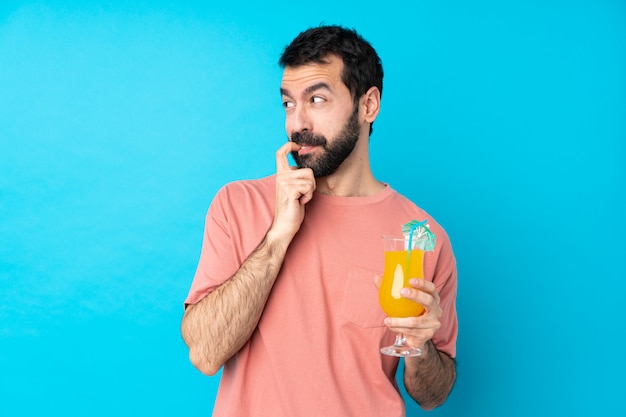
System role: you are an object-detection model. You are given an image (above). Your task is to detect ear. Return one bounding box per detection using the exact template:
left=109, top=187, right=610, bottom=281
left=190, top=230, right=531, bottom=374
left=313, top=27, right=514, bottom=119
left=361, top=86, right=381, bottom=124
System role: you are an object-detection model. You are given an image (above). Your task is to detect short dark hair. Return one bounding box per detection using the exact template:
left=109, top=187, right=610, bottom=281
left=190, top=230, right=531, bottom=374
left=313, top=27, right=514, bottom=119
left=279, top=25, right=384, bottom=135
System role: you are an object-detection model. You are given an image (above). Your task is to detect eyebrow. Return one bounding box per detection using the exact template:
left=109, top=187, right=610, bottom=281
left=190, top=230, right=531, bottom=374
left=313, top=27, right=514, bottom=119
left=280, top=82, right=332, bottom=98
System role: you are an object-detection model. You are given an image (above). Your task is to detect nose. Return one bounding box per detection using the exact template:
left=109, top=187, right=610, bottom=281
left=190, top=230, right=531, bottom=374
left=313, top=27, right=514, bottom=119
left=288, top=105, right=312, bottom=136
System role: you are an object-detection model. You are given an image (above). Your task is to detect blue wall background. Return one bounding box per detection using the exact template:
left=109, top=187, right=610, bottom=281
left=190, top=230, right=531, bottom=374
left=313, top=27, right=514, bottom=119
left=1, top=1, right=624, bottom=416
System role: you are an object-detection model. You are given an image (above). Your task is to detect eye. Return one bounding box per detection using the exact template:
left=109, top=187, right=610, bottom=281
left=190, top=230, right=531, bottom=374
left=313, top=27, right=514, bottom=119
left=311, top=96, right=325, bottom=104
left=283, top=100, right=295, bottom=109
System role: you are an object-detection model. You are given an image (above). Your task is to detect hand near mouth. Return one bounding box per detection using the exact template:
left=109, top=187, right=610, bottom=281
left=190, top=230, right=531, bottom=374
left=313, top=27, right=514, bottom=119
left=270, top=141, right=316, bottom=242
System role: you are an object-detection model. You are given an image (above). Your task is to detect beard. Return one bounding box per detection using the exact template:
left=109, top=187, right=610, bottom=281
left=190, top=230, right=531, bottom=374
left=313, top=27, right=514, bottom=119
left=290, top=106, right=360, bottom=178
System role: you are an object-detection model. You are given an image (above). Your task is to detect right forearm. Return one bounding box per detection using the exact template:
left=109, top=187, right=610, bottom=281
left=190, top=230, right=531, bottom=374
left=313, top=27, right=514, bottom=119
left=181, top=232, right=288, bottom=375
left=183, top=142, right=315, bottom=375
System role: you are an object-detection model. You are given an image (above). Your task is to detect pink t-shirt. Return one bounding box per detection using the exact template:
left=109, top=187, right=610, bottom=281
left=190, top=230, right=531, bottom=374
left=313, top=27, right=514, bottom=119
left=185, top=175, right=458, bottom=417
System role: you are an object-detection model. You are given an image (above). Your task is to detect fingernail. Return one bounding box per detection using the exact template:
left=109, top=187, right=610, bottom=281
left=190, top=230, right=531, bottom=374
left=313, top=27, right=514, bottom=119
left=400, top=288, right=411, bottom=296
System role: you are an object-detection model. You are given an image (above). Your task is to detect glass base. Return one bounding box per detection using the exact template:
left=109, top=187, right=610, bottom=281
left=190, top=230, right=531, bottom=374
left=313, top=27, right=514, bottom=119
left=380, top=345, right=423, bottom=357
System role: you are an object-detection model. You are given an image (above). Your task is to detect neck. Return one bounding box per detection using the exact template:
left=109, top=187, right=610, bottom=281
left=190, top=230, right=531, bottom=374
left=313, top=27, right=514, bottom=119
left=315, top=138, right=384, bottom=197
left=316, top=174, right=384, bottom=197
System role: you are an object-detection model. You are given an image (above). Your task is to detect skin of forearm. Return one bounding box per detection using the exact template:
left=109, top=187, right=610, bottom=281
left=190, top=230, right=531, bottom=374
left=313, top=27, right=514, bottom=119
left=404, top=340, right=457, bottom=410
left=181, top=233, right=288, bottom=375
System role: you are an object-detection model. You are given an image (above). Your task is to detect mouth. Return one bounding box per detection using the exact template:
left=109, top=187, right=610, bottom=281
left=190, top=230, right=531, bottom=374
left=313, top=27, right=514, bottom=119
left=297, top=144, right=319, bottom=156
left=291, top=131, right=326, bottom=152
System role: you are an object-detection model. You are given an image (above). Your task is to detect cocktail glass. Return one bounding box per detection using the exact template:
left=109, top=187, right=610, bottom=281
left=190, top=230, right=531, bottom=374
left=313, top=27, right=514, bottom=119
left=379, top=235, right=425, bottom=357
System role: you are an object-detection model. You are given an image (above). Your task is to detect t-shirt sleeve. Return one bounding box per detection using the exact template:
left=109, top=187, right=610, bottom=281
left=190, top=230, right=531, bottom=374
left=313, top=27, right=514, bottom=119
left=184, top=187, right=240, bottom=307
left=430, top=228, right=458, bottom=359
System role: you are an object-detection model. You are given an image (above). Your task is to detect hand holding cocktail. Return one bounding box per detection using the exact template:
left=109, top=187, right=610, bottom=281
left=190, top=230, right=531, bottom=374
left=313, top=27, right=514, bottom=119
left=379, top=220, right=436, bottom=357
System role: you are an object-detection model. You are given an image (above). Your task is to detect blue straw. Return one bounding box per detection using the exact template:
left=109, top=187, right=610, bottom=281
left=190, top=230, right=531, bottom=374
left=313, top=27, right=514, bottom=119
left=406, top=221, right=419, bottom=266
left=405, top=220, right=428, bottom=269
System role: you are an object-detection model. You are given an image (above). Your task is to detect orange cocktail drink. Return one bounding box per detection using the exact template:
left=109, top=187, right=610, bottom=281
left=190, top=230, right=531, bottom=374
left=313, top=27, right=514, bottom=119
left=379, top=225, right=434, bottom=358
left=379, top=240, right=425, bottom=318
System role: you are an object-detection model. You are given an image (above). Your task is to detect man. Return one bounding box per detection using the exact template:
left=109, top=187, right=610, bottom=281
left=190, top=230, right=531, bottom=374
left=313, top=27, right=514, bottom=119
left=182, top=25, right=458, bottom=416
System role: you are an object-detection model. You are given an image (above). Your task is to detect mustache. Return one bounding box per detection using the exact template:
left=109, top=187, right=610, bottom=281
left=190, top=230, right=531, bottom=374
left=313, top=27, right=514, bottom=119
left=291, top=131, right=327, bottom=147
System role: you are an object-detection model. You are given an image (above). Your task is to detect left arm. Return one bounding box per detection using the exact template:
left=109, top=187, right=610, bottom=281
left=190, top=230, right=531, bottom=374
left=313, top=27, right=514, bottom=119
left=383, top=278, right=456, bottom=409
left=404, top=340, right=456, bottom=410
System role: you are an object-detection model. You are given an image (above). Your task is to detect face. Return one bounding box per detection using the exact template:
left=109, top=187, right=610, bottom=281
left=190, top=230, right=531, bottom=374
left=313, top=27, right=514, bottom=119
left=280, top=55, right=362, bottom=177
left=290, top=105, right=360, bottom=177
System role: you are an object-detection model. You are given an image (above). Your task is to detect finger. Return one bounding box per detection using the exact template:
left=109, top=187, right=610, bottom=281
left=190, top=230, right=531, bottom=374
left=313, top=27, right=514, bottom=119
left=374, top=275, right=382, bottom=290
left=400, top=287, right=438, bottom=312
left=384, top=316, right=440, bottom=333
left=409, top=278, right=437, bottom=294
left=384, top=316, right=424, bottom=330
left=275, top=142, right=302, bottom=173
left=277, top=170, right=315, bottom=203
left=298, top=182, right=315, bottom=205
left=287, top=179, right=315, bottom=202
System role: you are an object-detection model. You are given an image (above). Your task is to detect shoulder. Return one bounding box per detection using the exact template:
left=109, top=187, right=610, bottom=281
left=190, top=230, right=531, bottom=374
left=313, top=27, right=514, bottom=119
left=218, top=174, right=275, bottom=196
left=212, top=175, right=276, bottom=206
left=207, top=175, right=276, bottom=226
left=386, top=187, right=453, bottom=247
